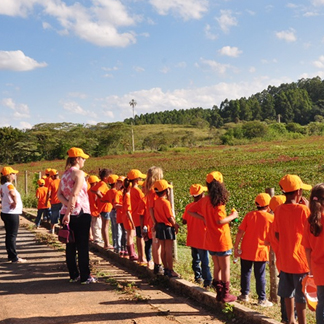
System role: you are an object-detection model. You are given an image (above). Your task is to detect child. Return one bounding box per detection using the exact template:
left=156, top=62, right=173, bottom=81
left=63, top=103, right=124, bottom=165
left=153, top=179, right=180, bottom=277
left=91, top=168, right=113, bottom=250
left=188, top=171, right=237, bottom=303
left=35, top=179, right=51, bottom=228
left=144, top=166, right=164, bottom=274
left=88, top=175, right=102, bottom=243
left=44, top=168, right=52, bottom=221
left=102, top=174, right=119, bottom=252
left=182, top=184, right=212, bottom=288
left=114, top=176, right=127, bottom=257
left=122, top=177, right=138, bottom=260
left=274, top=174, right=311, bottom=324
left=46, top=169, right=62, bottom=234
left=234, top=193, right=274, bottom=307
left=302, top=183, right=324, bottom=324
left=127, top=169, right=146, bottom=264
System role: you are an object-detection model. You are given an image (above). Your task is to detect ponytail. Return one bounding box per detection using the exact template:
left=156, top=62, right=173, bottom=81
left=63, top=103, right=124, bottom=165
left=309, top=183, right=324, bottom=237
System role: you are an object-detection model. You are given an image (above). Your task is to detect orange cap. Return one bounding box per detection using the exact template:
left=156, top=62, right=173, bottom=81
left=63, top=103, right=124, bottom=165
left=37, top=179, right=45, bottom=185
left=279, top=174, right=312, bottom=193
left=118, top=176, right=126, bottom=182
left=49, top=169, right=58, bottom=176
left=127, top=169, right=146, bottom=180
left=88, top=175, right=100, bottom=184
left=255, top=193, right=271, bottom=207
left=1, top=166, right=19, bottom=176
left=206, top=171, right=223, bottom=184
left=45, top=168, right=52, bottom=174
left=67, top=147, right=89, bottom=159
left=154, top=180, right=173, bottom=192
left=190, top=184, right=207, bottom=196
left=269, top=195, right=286, bottom=212
left=302, top=275, right=318, bottom=312
left=108, top=174, right=119, bottom=184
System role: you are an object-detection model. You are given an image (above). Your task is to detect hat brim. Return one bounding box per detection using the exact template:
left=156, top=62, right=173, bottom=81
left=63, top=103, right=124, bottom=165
left=301, top=183, right=312, bottom=191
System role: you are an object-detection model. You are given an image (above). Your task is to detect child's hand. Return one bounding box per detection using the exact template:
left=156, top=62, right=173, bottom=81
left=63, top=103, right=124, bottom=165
left=299, top=196, right=309, bottom=207
left=174, top=223, right=180, bottom=234
left=230, top=209, right=238, bottom=221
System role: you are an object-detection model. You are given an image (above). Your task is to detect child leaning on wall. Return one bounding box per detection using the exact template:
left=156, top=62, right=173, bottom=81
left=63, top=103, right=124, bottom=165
left=274, top=174, right=311, bottom=324
left=182, top=184, right=212, bottom=288
left=188, top=171, right=238, bottom=303
left=234, top=193, right=274, bottom=307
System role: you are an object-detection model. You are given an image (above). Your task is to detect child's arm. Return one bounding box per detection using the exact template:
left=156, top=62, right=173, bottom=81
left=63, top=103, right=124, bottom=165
left=233, top=229, right=245, bottom=258
left=305, top=247, right=312, bottom=275
left=217, top=209, right=238, bottom=225
left=187, top=211, right=205, bottom=224
left=167, top=215, right=180, bottom=234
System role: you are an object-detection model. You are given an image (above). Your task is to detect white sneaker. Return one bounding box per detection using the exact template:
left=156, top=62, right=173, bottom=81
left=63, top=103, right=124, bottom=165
left=237, top=294, right=249, bottom=302
left=258, top=299, right=273, bottom=307
left=81, top=276, right=98, bottom=284
left=12, top=257, right=27, bottom=263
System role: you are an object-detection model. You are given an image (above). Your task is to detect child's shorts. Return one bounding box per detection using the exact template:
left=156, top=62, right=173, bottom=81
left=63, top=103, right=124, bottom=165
left=50, top=203, right=62, bottom=224
left=155, top=223, right=175, bottom=240
left=209, top=249, right=232, bottom=256
left=100, top=212, right=110, bottom=220
left=278, top=271, right=307, bottom=304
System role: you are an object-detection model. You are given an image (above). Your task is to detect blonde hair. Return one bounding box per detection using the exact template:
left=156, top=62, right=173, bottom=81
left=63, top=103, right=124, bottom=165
left=309, top=183, right=324, bottom=237
left=145, top=166, right=163, bottom=192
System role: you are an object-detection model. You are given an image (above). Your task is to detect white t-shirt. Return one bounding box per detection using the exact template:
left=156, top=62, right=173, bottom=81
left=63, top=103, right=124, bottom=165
left=0, top=182, right=23, bottom=214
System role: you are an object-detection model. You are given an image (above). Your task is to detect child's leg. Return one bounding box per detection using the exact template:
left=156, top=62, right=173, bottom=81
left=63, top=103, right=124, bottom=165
left=191, top=247, right=202, bottom=282
left=316, top=285, right=324, bottom=324
left=35, top=209, right=44, bottom=227
left=158, top=239, right=166, bottom=268
left=295, top=302, right=306, bottom=324
left=136, top=227, right=146, bottom=262
left=152, top=230, right=162, bottom=265
left=110, top=210, right=117, bottom=250
left=145, top=238, right=152, bottom=262
left=241, top=259, right=253, bottom=296
left=101, top=213, right=110, bottom=249
left=164, top=239, right=174, bottom=270
left=211, top=254, right=221, bottom=281
left=254, top=261, right=266, bottom=301
left=197, top=248, right=212, bottom=287
left=285, top=297, right=296, bottom=324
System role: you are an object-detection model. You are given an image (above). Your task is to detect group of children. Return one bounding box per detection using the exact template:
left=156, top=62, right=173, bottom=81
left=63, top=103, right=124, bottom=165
left=35, top=165, right=324, bottom=324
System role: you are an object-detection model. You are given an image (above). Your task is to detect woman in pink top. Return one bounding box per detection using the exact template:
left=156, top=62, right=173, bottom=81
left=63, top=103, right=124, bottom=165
left=57, top=147, right=96, bottom=285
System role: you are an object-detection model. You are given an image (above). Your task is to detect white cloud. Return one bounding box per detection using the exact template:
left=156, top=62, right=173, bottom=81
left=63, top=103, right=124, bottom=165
left=216, top=10, right=238, bottom=33
left=1, top=98, right=30, bottom=119
left=313, top=55, right=324, bottom=68
left=149, top=0, right=208, bottom=20
left=0, top=0, right=39, bottom=17
left=204, top=24, right=218, bottom=40
left=196, top=58, right=232, bottom=74
left=19, top=121, right=32, bottom=129
left=249, top=67, right=256, bottom=73
left=218, top=46, right=242, bottom=57
left=133, top=66, right=145, bottom=72
left=102, top=110, right=114, bottom=119
left=303, top=11, right=319, bottom=17
left=160, top=66, right=170, bottom=74
left=0, top=50, right=47, bottom=71
left=275, top=29, right=297, bottom=42
left=312, top=0, right=324, bottom=6
left=68, top=92, right=87, bottom=99
left=175, top=62, right=187, bottom=68
left=61, top=101, right=97, bottom=118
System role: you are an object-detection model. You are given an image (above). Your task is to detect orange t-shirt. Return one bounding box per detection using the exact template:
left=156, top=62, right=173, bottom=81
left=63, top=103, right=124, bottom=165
left=92, top=181, right=110, bottom=213
left=154, top=196, right=173, bottom=227
left=88, top=188, right=99, bottom=217
left=273, top=203, right=310, bottom=274
left=266, top=223, right=281, bottom=272
left=36, top=187, right=50, bottom=209
left=102, top=188, right=117, bottom=212
left=182, top=201, right=206, bottom=250
left=44, top=176, right=52, bottom=189
left=302, top=215, right=324, bottom=286
left=130, top=186, right=144, bottom=227
left=239, top=210, right=274, bottom=262
left=115, top=189, right=123, bottom=224
left=140, top=195, right=152, bottom=239
left=48, top=178, right=60, bottom=205
left=122, top=192, right=133, bottom=230
left=188, top=196, right=232, bottom=252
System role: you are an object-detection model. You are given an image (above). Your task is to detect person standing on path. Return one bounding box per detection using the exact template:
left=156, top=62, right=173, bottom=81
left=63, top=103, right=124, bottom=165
left=0, top=166, right=26, bottom=263
left=57, top=147, right=96, bottom=284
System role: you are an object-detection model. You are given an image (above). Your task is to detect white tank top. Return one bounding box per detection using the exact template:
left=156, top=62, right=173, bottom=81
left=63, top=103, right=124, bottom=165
left=0, top=182, right=23, bottom=214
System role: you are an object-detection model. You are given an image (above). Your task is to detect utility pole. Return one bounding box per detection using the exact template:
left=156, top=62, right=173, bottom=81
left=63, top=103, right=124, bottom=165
left=129, top=99, right=137, bottom=152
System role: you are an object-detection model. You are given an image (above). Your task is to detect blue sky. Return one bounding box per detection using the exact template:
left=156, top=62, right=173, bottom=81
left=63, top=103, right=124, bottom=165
left=1, top=0, right=324, bottom=129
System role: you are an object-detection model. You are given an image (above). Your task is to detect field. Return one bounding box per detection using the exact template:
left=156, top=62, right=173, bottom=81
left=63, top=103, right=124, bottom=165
left=11, top=135, right=324, bottom=323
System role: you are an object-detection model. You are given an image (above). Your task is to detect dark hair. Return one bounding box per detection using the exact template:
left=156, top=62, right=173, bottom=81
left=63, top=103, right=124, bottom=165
left=156, top=189, right=168, bottom=198
left=1, top=175, right=10, bottom=185
left=309, top=183, right=324, bottom=237
left=65, top=157, right=78, bottom=170
left=207, top=180, right=229, bottom=207
left=99, top=168, right=112, bottom=181
left=123, top=178, right=131, bottom=195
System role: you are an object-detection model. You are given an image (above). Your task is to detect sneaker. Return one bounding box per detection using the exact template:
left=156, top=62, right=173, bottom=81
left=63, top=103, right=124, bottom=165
left=164, top=268, right=170, bottom=276
left=168, top=270, right=180, bottom=278
left=12, top=257, right=27, bottom=263
left=81, top=276, right=98, bottom=284
left=195, top=278, right=204, bottom=285
left=69, top=276, right=80, bottom=283
left=237, top=294, right=249, bottom=302
left=258, top=299, right=273, bottom=307
left=157, top=265, right=164, bottom=276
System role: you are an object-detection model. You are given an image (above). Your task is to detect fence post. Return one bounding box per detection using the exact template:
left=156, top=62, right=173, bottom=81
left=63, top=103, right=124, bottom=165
left=265, top=187, right=278, bottom=304
left=170, top=182, right=178, bottom=262
left=24, top=170, right=28, bottom=195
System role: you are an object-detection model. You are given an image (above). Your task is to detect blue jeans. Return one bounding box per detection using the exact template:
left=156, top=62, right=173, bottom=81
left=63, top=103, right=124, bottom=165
left=241, top=259, right=266, bottom=301
left=191, top=247, right=212, bottom=286
left=64, top=213, right=91, bottom=282
left=50, top=203, right=62, bottom=224
left=35, top=208, right=49, bottom=226
left=1, top=212, right=20, bottom=262
left=117, top=223, right=127, bottom=252
left=145, top=239, right=152, bottom=262
left=110, top=209, right=117, bottom=250
left=317, top=285, right=324, bottom=324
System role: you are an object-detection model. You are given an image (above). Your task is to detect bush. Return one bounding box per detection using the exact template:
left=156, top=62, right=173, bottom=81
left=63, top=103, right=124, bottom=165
left=242, top=121, right=268, bottom=139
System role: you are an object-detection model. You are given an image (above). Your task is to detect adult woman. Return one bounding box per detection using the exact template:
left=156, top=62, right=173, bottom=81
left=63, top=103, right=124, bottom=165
left=57, top=147, right=96, bottom=284
left=0, top=166, right=26, bottom=263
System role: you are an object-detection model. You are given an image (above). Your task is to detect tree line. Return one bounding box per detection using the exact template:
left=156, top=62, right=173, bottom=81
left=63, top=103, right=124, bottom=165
left=1, top=77, right=324, bottom=165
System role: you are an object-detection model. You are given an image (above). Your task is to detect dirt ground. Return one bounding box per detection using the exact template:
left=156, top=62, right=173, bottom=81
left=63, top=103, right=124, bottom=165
left=0, top=216, right=227, bottom=324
